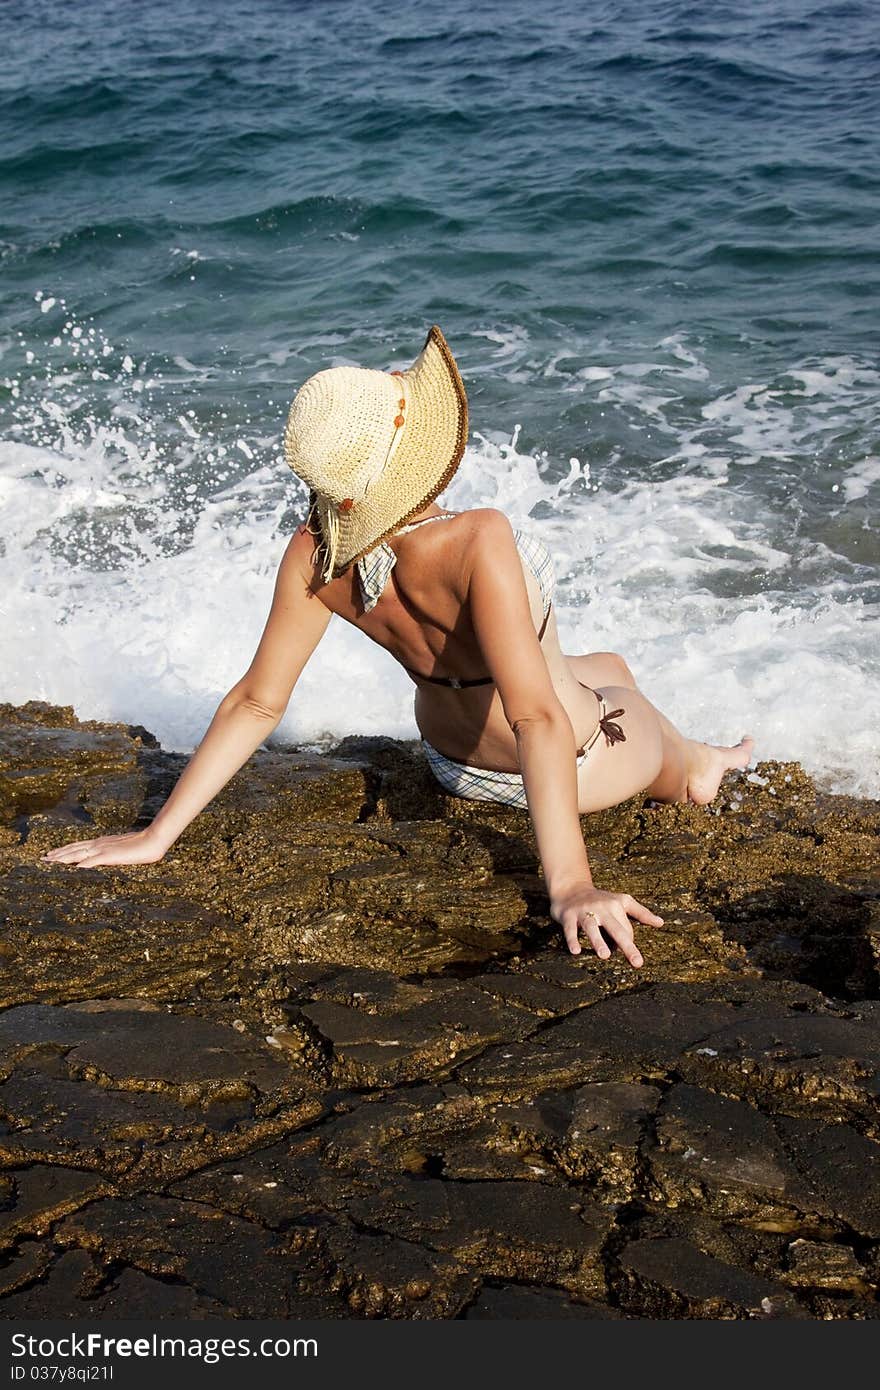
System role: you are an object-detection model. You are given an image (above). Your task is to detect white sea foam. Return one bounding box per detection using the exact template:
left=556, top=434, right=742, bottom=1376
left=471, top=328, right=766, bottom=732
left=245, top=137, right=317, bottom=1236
left=842, top=456, right=880, bottom=503
left=1, top=317, right=878, bottom=797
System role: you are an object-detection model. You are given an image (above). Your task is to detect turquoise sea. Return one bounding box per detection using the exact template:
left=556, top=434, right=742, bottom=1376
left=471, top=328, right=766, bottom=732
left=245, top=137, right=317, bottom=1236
left=1, top=0, right=878, bottom=791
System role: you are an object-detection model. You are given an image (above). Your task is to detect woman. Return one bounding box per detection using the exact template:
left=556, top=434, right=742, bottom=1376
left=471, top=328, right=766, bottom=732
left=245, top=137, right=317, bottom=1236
left=41, top=326, right=753, bottom=967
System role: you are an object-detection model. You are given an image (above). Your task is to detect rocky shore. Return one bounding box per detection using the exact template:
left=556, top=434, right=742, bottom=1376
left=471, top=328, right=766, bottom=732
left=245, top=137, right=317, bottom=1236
left=1, top=700, right=878, bottom=1320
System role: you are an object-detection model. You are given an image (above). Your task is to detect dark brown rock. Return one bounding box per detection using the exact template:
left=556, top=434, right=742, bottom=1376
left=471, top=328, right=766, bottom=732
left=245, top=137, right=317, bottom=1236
left=295, top=982, right=534, bottom=1088
left=560, top=1081, right=662, bottom=1198
left=0, top=1249, right=108, bottom=1317
left=463, top=1284, right=623, bottom=1318
left=56, top=1195, right=347, bottom=1318
left=0, top=1004, right=324, bottom=1188
left=2, top=702, right=880, bottom=1320
left=0, top=865, right=246, bottom=1009
left=774, top=1116, right=880, bottom=1239
left=680, top=1011, right=880, bottom=1124
left=782, top=1239, right=867, bottom=1293
left=649, top=1084, right=816, bottom=1230
left=615, top=1236, right=802, bottom=1319
left=317, top=1219, right=477, bottom=1319
left=0, top=1166, right=108, bottom=1249
left=346, top=1176, right=613, bottom=1299
left=0, top=704, right=142, bottom=830
left=0, top=1002, right=301, bottom=1105
left=315, top=1085, right=484, bottom=1173
left=0, top=1239, right=53, bottom=1296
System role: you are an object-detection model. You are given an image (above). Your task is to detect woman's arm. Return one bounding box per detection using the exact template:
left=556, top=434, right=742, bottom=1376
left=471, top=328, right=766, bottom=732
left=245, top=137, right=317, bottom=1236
left=41, top=526, right=330, bottom=869
left=466, top=510, right=661, bottom=965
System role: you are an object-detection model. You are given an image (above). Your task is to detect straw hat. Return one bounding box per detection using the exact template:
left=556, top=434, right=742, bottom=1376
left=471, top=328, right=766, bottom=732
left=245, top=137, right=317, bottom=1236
left=284, top=324, right=468, bottom=581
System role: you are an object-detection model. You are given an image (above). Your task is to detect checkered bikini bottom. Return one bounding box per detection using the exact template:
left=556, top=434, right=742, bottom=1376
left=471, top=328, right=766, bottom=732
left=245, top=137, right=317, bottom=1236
left=422, top=690, right=627, bottom=809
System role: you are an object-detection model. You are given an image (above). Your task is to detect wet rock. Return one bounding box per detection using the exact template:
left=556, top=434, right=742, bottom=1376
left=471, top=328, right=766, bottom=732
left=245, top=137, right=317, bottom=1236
left=467, top=968, right=593, bottom=1017
left=773, top=1117, right=880, bottom=1239
left=315, top=1085, right=484, bottom=1173
left=0, top=865, right=246, bottom=1009
left=294, top=983, right=535, bottom=1088
left=0, top=702, right=143, bottom=831
left=649, top=1084, right=815, bottom=1230
left=318, top=1219, right=477, bottom=1319
left=0, top=1248, right=108, bottom=1317
left=276, top=843, right=528, bottom=974
left=807, top=1294, right=880, bottom=1320
left=205, top=748, right=371, bottom=827
left=0, top=1002, right=302, bottom=1105
left=0, top=1239, right=53, bottom=1296
left=454, top=1037, right=615, bottom=1101
left=431, top=1090, right=576, bottom=1183
left=346, top=1176, right=613, bottom=1299
left=547, top=982, right=771, bottom=1071
left=0, top=1166, right=108, bottom=1248
left=505, top=948, right=607, bottom=999
left=0, top=1048, right=249, bottom=1177
left=616, top=1202, right=793, bottom=1283
left=56, top=1195, right=347, bottom=1318
left=2, top=701, right=880, bottom=1319
left=455, top=981, right=768, bottom=1100
left=463, top=1284, right=622, bottom=1318
left=679, top=1011, right=880, bottom=1124
left=0, top=1004, right=324, bottom=1186
left=428, top=1121, right=556, bottom=1182
left=711, top=875, right=880, bottom=1000
left=561, top=1082, right=662, bottom=1199
left=0, top=1250, right=231, bottom=1319
left=647, top=1088, right=880, bottom=1240
left=168, top=1148, right=321, bottom=1231
left=782, top=1239, right=867, bottom=1293
left=614, top=1237, right=802, bottom=1319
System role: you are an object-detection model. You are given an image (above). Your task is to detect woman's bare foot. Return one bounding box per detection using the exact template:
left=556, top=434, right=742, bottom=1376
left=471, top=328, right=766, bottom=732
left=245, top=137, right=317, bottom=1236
left=686, top=736, right=755, bottom=806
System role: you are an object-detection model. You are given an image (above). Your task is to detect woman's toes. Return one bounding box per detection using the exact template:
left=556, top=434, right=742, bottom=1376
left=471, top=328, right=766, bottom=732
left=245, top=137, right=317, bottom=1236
left=731, top=735, right=755, bottom=770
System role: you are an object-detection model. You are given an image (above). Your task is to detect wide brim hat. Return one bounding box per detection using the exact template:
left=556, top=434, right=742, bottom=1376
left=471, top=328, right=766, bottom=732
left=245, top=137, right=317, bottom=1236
left=283, top=324, right=468, bottom=581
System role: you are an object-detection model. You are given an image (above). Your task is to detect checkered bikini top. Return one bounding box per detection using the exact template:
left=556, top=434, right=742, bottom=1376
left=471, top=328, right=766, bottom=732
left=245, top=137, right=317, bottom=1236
left=357, top=511, right=556, bottom=689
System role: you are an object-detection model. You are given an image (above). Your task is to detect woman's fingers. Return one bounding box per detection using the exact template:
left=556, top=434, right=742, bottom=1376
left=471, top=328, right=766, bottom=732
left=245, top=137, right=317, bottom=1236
left=622, top=894, right=664, bottom=927
left=557, top=902, right=645, bottom=966
left=41, top=836, right=148, bottom=868
left=42, top=840, right=99, bottom=860
left=562, top=911, right=582, bottom=956
left=605, top=908, right=644, bottom=968
left=42, top=846, right=98, bottom=864
left=555, top=890, right=657, bottom=967
left=582, top=917, right=611, bottom=960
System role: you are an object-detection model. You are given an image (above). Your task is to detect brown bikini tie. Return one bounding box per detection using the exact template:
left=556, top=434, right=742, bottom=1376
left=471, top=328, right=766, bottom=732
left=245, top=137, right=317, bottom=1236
left=575, top=683, right=628, bottom=756
left=599, top=707, right=627, bottom=746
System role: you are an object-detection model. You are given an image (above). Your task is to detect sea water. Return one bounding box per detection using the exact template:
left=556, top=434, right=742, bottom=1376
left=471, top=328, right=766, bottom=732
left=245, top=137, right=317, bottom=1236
left=1, top=0, right=877, bottom=793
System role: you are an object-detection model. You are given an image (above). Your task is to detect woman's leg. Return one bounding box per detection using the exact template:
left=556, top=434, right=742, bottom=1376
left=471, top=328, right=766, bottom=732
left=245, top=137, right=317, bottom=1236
left=568, top=651, right=638, bottom=692
left=567, top=655, right=753, bottom=814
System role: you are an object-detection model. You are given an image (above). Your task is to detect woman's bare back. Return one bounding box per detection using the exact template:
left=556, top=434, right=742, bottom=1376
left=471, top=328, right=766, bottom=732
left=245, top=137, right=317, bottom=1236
left=305, top=507, right=604, bottom=770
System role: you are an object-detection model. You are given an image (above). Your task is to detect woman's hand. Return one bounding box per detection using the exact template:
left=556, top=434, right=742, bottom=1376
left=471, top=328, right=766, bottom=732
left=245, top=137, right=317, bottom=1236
left=40, top=828, right=166, bottom=870
left=549, top=883, right=663, bottom=967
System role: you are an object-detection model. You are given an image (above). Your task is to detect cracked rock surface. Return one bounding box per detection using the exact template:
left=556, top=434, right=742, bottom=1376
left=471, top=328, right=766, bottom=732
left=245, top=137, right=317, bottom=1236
left=1, top=700, right=879, bottom=1319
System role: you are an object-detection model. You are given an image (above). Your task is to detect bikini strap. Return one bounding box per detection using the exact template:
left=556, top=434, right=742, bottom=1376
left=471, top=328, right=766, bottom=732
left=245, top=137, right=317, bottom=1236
left=402, top=666, right=494, bottom=689
left=358, top=513, right=458, bottom=613
left=393, top=510, right=458, bottom=536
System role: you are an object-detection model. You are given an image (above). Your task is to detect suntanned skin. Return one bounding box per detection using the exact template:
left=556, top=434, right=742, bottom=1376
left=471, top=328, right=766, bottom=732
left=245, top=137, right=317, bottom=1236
left=42, top=504, right=753, bottom=967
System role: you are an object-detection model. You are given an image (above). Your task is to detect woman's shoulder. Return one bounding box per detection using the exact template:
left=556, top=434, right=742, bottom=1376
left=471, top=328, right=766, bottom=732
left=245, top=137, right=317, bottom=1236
left=453, top=509, right=535, bottom=588
left=454, top=506, right=518, bottom=544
